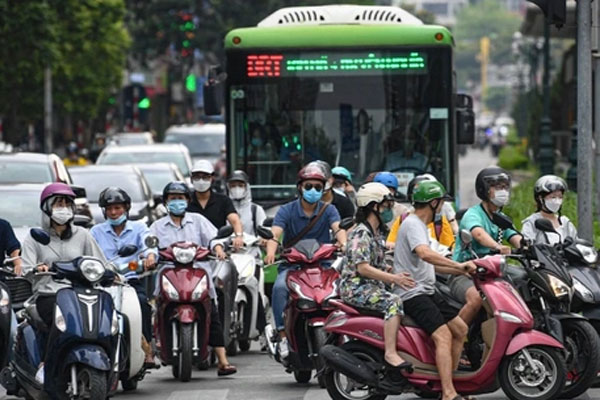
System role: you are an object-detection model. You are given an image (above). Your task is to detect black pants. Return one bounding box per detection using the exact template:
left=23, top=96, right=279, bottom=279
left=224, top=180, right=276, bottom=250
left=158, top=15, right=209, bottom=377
left=36, top=294, right=55, bottom=328
left=129, top=280, right=152, bottom=343
left=209, top=301, right=224, bottom=347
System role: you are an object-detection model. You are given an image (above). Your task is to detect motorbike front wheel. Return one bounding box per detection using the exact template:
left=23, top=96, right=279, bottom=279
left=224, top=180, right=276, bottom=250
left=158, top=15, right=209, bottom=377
left=74, top=367, right=107, bottom=400
left=499, top=346, right=565, bottom=400
left=178, top=323, right=193, bottom=382
left=312, top=326, right=328, bottom=388
left=560, top=319, right=600, bottom=399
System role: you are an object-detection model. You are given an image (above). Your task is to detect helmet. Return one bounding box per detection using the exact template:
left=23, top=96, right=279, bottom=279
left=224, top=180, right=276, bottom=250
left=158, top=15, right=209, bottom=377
left=475, top=166, right=511, bottom=201
left=40, top=183, right=75, bottom=210
left=67, top=141, right=78, bottom=154
left=228, top=170, right=249, bottom=184
left=297, top=163, right=326, bottom=184
left=312, top=160, right=332, bottom=180
left=407, top=174, right=438, bottom=202
left=99, top=187, right=131, bottom=210
left=373, top=172, right=398, bottom=190
left=332, top=166, right=352, bottom=183
left=191, top=160, right=215, bottom=175
left=412, top=181, right=452, bottom=204
left=162, top=181, right=190, bottom=200
left=534, top=175, right=567, bottom=198
left=356, top=183, right=393, bottom=208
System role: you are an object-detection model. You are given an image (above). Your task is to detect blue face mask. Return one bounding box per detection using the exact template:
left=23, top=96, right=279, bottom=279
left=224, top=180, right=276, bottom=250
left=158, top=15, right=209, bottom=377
left=302, top=188, right=322, bottom=204
left=167, top=199, right=188, bottom=216
left=380, top=208, right=394, bottom=224
left=108, top=213, right=127, bottom=226
left=251, top=138, right=263, bottom=147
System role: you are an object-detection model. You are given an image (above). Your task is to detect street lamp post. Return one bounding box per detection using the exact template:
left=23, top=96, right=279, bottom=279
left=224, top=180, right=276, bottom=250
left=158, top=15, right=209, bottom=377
left=538, top=16, right=554, bottom=175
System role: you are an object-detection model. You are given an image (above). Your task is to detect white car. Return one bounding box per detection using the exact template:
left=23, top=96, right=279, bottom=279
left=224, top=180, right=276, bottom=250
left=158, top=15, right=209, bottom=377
left=164, top=123, right=225, bottom=164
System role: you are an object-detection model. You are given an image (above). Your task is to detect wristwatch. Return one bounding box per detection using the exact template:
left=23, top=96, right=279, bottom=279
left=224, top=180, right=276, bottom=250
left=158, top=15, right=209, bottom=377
left=235, top=232, right=243, bottom=237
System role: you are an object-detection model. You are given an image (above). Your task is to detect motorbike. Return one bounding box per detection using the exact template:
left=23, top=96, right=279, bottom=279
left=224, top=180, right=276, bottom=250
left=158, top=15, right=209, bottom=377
left=0, top=228, right=126, bottom=400
left=257, top=226, right=340, bottom=387
left=320, top=231, right=567, bottom=400
left=153, top=226, right=232, bottom=382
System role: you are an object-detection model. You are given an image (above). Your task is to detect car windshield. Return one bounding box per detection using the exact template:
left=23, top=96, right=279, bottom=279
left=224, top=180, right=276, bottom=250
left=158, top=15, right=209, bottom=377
left=0, top=190, right=42, bottom=227
left=99, top=152, right=190, bottom=176
left=70, top=171, right=146, bottom=202
left=164, top=133, right=224, bottom=156
left=111, top=135, right=151, bottom=145
left=0, top=162, right=53, bottom=184
left=139, top=170, right=175, bottom=194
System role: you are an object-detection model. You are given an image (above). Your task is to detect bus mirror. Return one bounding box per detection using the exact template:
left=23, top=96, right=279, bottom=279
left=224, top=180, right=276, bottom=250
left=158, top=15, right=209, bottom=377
left=203, top=65, right=226, bottom=116
left=456, top=94, right=475, bottom=145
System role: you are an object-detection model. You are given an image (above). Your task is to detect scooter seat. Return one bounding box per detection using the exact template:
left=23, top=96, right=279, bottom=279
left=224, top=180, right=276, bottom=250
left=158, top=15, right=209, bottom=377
left=352, top=307, right=419, bottom=327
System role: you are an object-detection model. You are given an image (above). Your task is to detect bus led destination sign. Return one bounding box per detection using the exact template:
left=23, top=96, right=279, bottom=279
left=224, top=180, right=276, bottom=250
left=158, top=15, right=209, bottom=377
left=246, top=52, right=427, bottom=78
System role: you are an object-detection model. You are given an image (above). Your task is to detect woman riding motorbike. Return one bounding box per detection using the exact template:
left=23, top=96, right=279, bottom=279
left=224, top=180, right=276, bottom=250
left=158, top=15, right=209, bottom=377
left=339, top=182, right=415, bottom=380
left=226, top=170, right=267, bottom=236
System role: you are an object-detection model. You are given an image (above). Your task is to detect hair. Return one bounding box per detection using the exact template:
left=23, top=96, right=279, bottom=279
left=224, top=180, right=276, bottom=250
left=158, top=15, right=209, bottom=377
left=413, top=202, right=429, bottom=210
left=355, top=203, right=377, bottom=224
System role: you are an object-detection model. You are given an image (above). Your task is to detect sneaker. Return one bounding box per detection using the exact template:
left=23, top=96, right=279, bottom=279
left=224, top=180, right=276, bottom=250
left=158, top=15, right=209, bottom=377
left=35, top=363, right=44, bottom=384
left=278, top=337, right=289, bottom=359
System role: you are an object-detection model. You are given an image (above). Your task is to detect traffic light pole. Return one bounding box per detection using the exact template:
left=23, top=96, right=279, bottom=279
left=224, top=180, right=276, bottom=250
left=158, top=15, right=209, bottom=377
left=538, top=18, right=553, bottom=175
left=44, top=66, right=53, bottom=153
left=577, top=0, right=594, bottom=241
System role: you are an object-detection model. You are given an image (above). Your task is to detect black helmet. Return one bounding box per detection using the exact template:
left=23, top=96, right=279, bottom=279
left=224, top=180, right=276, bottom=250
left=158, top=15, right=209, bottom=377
left=99, top=187, right=131, bottom=209
left=228, top=170, right=249, bottom=184
left=475, top=166, right=511, bottom=201
left=162, top=181, right=190, bottom=200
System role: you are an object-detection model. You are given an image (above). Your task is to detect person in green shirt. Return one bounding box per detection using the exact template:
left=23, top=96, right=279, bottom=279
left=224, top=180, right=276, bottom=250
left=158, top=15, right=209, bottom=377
left=451, top=166, right=522, bottom=325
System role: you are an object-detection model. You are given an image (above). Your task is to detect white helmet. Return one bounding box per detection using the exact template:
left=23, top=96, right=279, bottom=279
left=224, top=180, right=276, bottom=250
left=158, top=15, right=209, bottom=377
left=356, top=182, right=393, bottom=208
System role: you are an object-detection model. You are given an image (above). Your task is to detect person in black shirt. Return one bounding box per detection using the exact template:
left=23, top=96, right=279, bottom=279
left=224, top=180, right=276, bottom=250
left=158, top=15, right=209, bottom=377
left=312, top=161, right=355, bottom=220
left=187, top=160, right=245, bottom=249
left=0, top=218, right=22, bottom=276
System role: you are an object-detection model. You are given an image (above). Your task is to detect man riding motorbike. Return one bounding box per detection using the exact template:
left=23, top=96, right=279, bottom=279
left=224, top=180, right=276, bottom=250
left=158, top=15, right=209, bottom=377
left=451, top=166, right=522, bottom=325
left=522, top=175, right=577, bottom=244
left=226, top=170, right=267, bottom=236
left=331, top=166, right=356, bottom=206
left=90, top=187, right=159, bottom=368
left=264, top=163, right=347, bottom=360
left=393, top=180, right=476, bottom=400
left=149, top=182, right=237, bottom=376
left=313, top=160, right=355, bottom=220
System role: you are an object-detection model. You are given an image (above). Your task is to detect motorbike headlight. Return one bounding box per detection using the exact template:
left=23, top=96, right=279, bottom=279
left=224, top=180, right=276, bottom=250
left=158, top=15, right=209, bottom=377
left=191, top=275, right=208, bottom=301
left=173, top=246, right=197, bottom=264
left=80, top=259, right=105, bottom=283
left=290, top=281, right=310, bottom=300
left=55, top=305, right=66, bottom=332
left=111, top=311, right=119, bottom=335
left=547, top=274, right=571, bottom=298
left=576, top=244, right=598, bottom=265
left=0, top=288, right=9, bottom=307
left=573, top=278, right=594, bottom=303
left=161, top=276, right=179, bottom=300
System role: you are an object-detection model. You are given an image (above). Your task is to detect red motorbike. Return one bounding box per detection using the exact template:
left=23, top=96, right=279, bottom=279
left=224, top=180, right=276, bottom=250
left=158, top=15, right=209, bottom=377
left=259, top=228, right=341, bottom=387
left=154, top=242, right=212, bottom=382
left=320, top=253, right=568, bottom=400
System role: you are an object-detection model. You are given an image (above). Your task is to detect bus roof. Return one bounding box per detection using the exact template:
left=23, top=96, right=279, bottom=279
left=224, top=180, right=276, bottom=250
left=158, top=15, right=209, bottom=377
left=224, top=24, right=453, bottom=50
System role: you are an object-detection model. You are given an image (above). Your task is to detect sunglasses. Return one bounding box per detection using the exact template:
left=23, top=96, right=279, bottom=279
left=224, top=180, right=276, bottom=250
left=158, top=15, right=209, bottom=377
left=303, top=183, right=323, bottom=192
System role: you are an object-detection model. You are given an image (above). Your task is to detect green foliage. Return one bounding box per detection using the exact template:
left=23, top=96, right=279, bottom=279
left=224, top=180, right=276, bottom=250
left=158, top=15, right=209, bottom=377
left=498, top=143, right=529, bottom=171
left=484, top=86, right=511, bottom=113
left=503, top=178, right=600, bottom=247
left=400, top=3, right=437, bottom=25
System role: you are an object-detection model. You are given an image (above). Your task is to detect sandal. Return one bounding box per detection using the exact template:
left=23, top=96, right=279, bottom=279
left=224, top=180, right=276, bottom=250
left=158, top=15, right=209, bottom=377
left=217, top=364, right=237, bottom=376
left=143, top=361, right=160, bottom=369
left=383, top=359, right=413, bottom=384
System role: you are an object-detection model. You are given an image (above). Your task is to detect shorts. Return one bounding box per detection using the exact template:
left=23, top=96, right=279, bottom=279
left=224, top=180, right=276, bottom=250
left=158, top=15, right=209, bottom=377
left=448, top=275, right=475, bottom=304
left=404, top=292, right=459, bottom=335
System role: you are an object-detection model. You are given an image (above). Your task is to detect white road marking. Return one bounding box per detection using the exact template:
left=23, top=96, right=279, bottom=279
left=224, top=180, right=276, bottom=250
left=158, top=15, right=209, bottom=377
left=167, top=389, right=229, bottom=400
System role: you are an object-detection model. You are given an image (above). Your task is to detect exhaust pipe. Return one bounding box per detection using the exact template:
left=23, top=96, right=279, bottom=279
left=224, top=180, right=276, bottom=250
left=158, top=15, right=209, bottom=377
left=320, top=345, right=378, bottom=385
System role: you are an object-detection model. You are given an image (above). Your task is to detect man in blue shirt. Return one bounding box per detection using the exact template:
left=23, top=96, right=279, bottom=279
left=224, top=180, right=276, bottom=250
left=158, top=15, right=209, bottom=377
left=90, top=187, right=159, bottom=367
left=265, top=163, right=347, bottom=359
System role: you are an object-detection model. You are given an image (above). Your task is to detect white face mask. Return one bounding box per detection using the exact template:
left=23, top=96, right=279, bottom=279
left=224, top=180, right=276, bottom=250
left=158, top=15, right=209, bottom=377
left=229, top=187, right=245, bottom=200
left=545, top=198, right=563, bottom=214
left=51, top=207, right=73, bottom=225
left=192, top=179, right=211, bottom=193
left=491, top=189, right=510, bottom=207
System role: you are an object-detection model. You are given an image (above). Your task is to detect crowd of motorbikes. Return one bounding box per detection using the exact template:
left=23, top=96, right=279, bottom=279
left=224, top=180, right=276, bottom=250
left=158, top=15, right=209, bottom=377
left=1, top=205, right=600, bottom=400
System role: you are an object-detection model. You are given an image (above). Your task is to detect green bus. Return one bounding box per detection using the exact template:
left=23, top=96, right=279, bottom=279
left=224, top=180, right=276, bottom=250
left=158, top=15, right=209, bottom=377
left=206, top=5, right=474, bottom=209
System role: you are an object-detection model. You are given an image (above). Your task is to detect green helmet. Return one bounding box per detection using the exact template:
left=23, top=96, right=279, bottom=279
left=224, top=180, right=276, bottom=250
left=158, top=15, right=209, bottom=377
left=412, top=181, right=453, bottom=204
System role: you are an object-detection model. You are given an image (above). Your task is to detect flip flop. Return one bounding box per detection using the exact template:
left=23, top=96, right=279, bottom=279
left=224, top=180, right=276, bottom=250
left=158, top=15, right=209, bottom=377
left=217, top=364, right=237, bottom=376
left=143, top=361, right=160, bottom=369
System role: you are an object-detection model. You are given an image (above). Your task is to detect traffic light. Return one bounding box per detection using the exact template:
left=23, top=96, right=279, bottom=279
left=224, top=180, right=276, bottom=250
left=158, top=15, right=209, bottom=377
left=527, top=0, right=567, bottom=28
left=123, top=84, right=149, bottom=129
left=177, top=12, right=195, bottom=58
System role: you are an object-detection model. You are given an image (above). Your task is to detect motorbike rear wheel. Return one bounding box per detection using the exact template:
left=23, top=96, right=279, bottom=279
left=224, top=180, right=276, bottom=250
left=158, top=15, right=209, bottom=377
left=239, top=340, right=251, bottom=352
left=294, top=370, right=312, bottom=384
left=560, top=319, right=600, bottom=399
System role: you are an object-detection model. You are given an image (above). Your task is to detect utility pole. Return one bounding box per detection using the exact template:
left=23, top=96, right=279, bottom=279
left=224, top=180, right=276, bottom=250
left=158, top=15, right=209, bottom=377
left=577, top=0, right=594, bottom=241
left=44, top=66, right=53, bottom=153
left=538, top=18, right=554, bottom=175
left=479, top=37, right=490, bottom=96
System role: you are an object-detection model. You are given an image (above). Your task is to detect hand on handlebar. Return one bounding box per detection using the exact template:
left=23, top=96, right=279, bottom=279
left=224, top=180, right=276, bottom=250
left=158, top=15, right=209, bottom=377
left=143, top=254, right=157, bottom=271
left=215, top=246, right=227, bottom=260
left=232, top=235, right=244, bottom=250
left=495, top=244, right=512, bottom=255
left=460, top=261, right=477, bottom=275
left=264, top=251, right=277, bottom=265
left=393, top=272, right=415, bottom=289
left=36, top=264, right=49, bottom=273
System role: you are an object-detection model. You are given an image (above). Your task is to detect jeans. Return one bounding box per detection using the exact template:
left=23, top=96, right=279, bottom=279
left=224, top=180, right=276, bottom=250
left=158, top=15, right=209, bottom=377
left=8, top=310, right=17, bottom=360
left=272, top=266, right=293, bottom=331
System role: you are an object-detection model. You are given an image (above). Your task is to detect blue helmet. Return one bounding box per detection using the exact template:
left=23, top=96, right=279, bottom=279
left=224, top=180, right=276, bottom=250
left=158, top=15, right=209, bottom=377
left=332, top=166, right=352, bottom=183
left=373, top=171, right=398, bottom=190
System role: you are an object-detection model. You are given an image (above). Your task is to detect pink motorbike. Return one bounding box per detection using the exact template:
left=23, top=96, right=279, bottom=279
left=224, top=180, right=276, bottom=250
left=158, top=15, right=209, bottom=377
left=320, top=254, right=567, bottom=400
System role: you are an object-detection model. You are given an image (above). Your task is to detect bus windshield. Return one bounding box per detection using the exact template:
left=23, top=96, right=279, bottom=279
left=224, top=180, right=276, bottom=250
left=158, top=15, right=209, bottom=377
left=227, top=47, right=452, bottom=201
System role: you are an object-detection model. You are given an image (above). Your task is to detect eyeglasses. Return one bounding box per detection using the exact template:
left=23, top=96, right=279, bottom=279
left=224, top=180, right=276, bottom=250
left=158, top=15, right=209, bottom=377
left=303, top=183, right=323, bottom=192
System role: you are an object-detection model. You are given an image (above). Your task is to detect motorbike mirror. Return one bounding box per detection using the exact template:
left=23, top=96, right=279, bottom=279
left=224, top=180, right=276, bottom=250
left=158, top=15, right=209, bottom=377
left=257, top=225, right=274, bottom=240
left=30, top=228, right=51, bottom=245
left=144, top=235, right=159, bottom=248
left=262, top=218, right=273, bottom=228
left=460, top=229, right=473, bottom=246
left=576, top=238, right=594, bottom=247
left=394, top=192, right=407, bottom=202
left=100, top=270, right=116, bottom=287
left=217, top=225, right=234, bottom=239
left=491, top=212, right=515, bottom=230
left=339, top=217, right=354, bottom=231
left=72, top=214, right=93, bottom=228
left=455, top=208, right=468, bottom=223
left=118, top=244, right=138, bottom=257
left=534, top=218, right=556, bottom=233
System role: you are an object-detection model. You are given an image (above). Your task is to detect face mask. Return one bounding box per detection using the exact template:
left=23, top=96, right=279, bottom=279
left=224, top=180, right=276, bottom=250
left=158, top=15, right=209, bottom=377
left=302, top=188, right=322, bottom=204
left=491, top=189, right=510, bottom=207
left=545, top=198, right=563, bottom=214
left=251, top=138, right=263, bottom=147
left=380, top=208, right=394, bottom=224
left=51, top=207, right=73, bottom=225
left=193, top=178, right=211, bottom=193
left=229, top=187, right=245, bottom=200
left=167, top=199, right=188, bottom=216
left=108, top=213, right=127, bottom=226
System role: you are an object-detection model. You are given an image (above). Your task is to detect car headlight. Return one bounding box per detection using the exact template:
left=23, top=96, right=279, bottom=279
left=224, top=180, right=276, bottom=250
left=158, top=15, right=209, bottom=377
left=161, top=276, right=179, bottom=300
left=0, top=288, right=9, bottom=307
left=80, top=259, right=105, bottom=283
left=173, top=246, right=196, bottom=264
left=111, top=311, right=119, bottom=335
left=573, top=278, right=594, bottom=303
left=547, top=274, right=571, bottom=298
left=290, top=281, right=310, bottom=300
left=191, top=275, right=208, bottom=301
left=55, top=305, right=66, bottom=332
left=576, top=244, right=598, bottom=264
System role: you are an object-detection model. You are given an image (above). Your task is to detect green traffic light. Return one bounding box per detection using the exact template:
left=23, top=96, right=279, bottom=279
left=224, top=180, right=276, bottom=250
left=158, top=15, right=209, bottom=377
left=108, top=97, right=116, bottom=105
left=182, top=40, right=191, bottom=48
left=185, top=74, right=196, bottom=92
left=184, top=21, right=195, bottom=30
left=138, top=97, right=150, bottom=109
